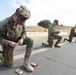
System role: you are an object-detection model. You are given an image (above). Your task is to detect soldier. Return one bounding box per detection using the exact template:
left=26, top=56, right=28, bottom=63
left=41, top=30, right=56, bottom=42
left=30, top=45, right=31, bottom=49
left=64, top=25, right=76, bottom=42
left=0, top=5, right=34, bottom=72
left=42, top=19, right=62, bottom=48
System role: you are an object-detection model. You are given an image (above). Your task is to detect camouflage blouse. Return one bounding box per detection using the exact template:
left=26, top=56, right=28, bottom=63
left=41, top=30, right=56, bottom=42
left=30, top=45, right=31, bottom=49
left=0, top=16, right=27, bottom=44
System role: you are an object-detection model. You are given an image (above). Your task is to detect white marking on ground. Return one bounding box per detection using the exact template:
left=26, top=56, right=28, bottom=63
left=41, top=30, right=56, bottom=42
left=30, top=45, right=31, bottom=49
left=14, top=42, right=67, bottom=61
left=14, top=48, right=50, bottom=60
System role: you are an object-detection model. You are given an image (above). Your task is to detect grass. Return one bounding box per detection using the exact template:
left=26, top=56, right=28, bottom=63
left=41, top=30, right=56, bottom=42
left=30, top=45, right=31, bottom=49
left=26, top=26, right=48, bottom=32
left=26, top=25, right=72, bottom=32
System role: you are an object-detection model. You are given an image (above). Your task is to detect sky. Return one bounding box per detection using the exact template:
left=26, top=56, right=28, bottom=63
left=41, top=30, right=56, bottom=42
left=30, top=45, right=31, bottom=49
left=0, top=0, right=76, bottom=26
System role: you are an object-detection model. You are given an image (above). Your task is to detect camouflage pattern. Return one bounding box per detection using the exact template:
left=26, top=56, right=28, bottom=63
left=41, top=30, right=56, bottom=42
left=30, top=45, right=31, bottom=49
left=0, top=16, right=33, bottom=67
left=47, top=25, right=54, bottom=47
left=48, top=25, right=62, bottom=46
left=64, top=26, right=76, bottom=42
left=16, top=5, right=31, bottom=24
left=42, top=20, right=62, bottom=47
left=0, top=16, right=27, bottom=42
left=2, top=44, right=14, bottom=67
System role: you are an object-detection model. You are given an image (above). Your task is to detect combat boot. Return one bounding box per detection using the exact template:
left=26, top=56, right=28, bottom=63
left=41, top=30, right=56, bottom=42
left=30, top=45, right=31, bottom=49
left=63, top=38, right=65, bottom=42
left=23, top=58, right=34, bottom=72
left=42, top=42, right=45, bottom=45
left=54, top=44, right=61, bottom=48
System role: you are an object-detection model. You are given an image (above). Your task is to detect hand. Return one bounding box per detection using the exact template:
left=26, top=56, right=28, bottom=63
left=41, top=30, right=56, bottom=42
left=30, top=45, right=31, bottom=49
left=57, top=31, right=60, bottom=34
left=8, top=41, right=19, bottom=47
left=18, top=39, right=24, bottom=45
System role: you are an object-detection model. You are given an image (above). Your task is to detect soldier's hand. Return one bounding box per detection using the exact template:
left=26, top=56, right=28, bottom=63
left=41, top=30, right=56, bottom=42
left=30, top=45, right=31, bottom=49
left=18, top=39, right=24, bottom=45
left=56, top=31, right=60, bottom=34
left=8, top=41, right=19, bottom=47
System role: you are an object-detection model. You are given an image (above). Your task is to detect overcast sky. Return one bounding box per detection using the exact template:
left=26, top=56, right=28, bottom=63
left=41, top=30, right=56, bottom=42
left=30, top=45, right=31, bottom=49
left=0, top=0, right=76, bottom=26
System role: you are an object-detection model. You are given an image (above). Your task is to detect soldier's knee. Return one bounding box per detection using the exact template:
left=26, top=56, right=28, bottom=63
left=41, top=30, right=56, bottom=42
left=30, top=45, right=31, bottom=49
left=28, top=38, right=34, bottom=44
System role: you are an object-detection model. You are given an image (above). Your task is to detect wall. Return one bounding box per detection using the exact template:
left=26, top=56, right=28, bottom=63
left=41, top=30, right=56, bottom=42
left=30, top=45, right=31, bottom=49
left=27, top=32, right=68, bottom=37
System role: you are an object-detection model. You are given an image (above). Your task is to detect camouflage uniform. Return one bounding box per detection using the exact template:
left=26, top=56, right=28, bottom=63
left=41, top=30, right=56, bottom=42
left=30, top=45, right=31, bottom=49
left=48, top=25, right=62, bottom=47
left=64, top=26, right=76, bottom=42
left=0, top=5, right=33, bottom=68
left=42, top=24, right=62, bottom=47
